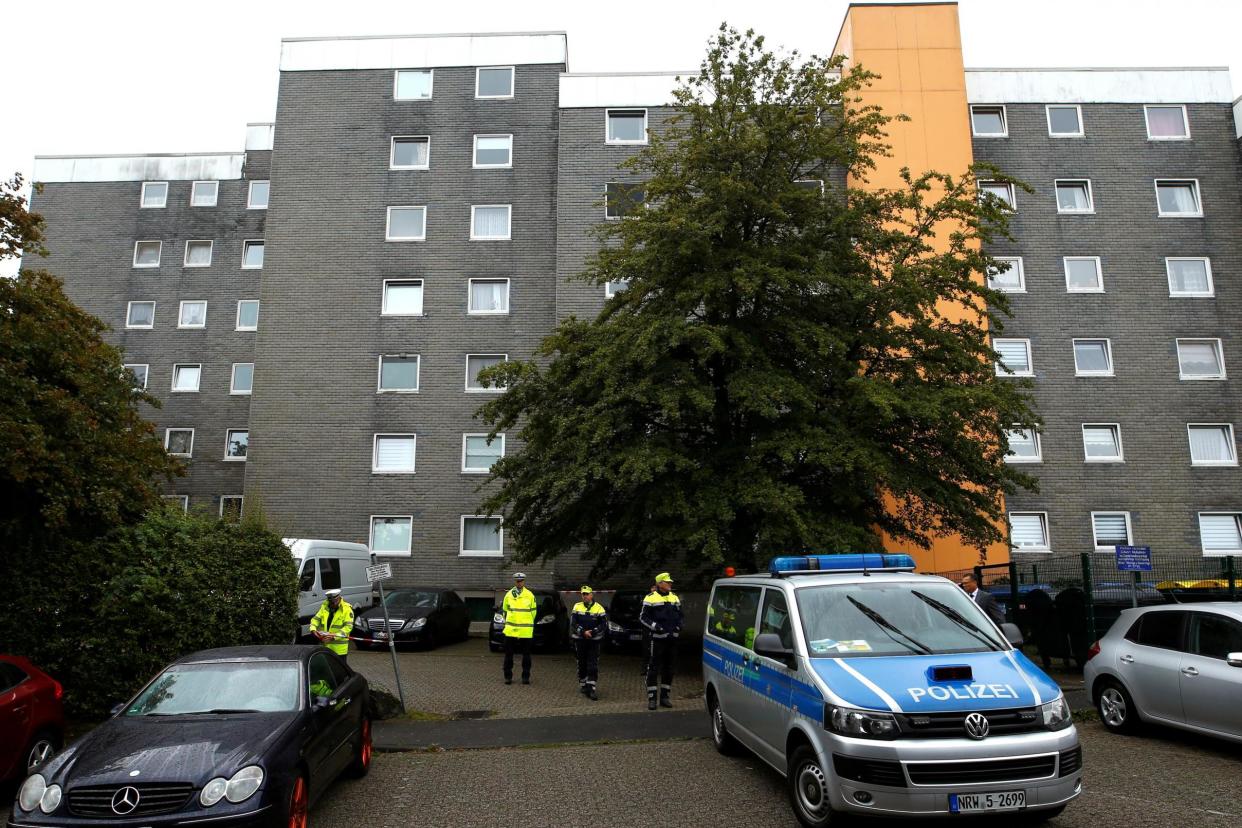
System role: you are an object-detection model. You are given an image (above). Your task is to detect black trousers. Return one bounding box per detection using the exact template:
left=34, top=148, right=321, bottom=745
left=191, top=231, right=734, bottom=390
left=645, top=636, right=676, bottom=695
left=502, top=636, right=532, bottom=680
left=575, top=639, right=601, bottom=686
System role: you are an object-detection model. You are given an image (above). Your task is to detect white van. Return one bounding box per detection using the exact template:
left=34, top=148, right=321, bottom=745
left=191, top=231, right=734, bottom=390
left=287, top=539, right=375, bottom=639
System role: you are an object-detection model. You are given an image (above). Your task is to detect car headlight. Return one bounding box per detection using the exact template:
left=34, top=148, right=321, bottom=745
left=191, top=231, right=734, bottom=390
left=353, top=618, right=365, bottom=628
left=826, top=705, right=899, bottom=740
left=201, top=766, right=264, bottom=807
left=40, top=784, right=63, bottom=814
left=493, top=612, right=505, bottom=625
left=1040, top=695, right=1072, bottom=731
left=18, top=774, right=46, bottom=812
left=404, top=618, right=427, bottom=630
left=607, top=621, right=624, bottom=633
left=537, top=614, right=556, bottom=624
left=200, top=777, right=228, bottom=807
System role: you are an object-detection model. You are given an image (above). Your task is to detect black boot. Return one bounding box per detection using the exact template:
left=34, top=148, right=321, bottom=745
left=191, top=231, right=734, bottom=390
left=659, top=689, right=673, bottom=708
left=587, top=687, right=598, bottom=701
left=648, top=693, right=658, bottom=711
left=579, top=684, right=589, bottom=695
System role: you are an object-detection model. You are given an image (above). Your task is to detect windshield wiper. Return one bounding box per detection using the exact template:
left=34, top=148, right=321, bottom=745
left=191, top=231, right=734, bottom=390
left=910, top=590, right=1003, bottom=651
left=846, top=596, right=933, bottom=655
left=185, top=708, right=262, bottom=715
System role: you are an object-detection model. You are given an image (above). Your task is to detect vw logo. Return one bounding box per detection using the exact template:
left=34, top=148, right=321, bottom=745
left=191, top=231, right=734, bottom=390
left=111, top=786, right=141, bottom=815
left=964, top=712, right=990, bottom=740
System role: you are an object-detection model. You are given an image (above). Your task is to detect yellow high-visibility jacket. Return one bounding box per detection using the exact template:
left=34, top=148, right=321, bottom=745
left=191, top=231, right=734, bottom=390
left=502, top=587, right=539, bottom=639
left=310, top=600, right=354, bottom=657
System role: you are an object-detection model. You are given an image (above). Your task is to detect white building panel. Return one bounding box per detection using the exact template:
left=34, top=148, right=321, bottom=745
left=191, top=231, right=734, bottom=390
left=32, top=154, right=245, bottom=183
left=966, top=68, right=1233, bottom=104
left=280, top=32, right=567, bottom=71
left=559, top=73, right=693, bottom=108
left=245, top=123, right=275, bottom=151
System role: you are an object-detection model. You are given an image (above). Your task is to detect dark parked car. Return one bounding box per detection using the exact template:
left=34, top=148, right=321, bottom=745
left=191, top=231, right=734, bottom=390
left=488, top=590, right=569, bottom=652
left=352, top=588, right=471, bottom=649
left=1, top=655, right=65, bottom=782
left=605, top=590, right=648, bottom=651
left=11, top=646, right=368, bottom=828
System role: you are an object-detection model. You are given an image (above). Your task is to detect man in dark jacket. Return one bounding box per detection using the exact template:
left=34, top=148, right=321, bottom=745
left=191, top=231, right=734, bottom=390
left=639, top=572, right=682, bottom=710
left=961, top=573, right=1005, bottom=626
left=571, top=586, right=607, bottom=700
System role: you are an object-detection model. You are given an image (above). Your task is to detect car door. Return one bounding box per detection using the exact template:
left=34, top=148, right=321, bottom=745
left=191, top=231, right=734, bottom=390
left=1181, top=611, right=1242, bottom=736
left=1118, top=610, right=1188, bottom=723
left=305, top=652, right=355, bottom=791
left=705, top=585, right=763, bottom=747
left=744, top=587, right=796, bottom=767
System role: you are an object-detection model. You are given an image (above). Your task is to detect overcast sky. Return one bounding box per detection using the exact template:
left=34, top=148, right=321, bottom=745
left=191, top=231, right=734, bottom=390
left=4, top=0, right=1241, bottom=184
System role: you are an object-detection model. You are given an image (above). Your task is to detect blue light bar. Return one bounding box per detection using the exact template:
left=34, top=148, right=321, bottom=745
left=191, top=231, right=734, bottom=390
left=769, top=553, right=917, bottom=576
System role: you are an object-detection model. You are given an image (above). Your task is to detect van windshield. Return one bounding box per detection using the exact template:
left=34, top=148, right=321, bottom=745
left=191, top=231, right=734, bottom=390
left=796, top=581, right=1005, bottom=658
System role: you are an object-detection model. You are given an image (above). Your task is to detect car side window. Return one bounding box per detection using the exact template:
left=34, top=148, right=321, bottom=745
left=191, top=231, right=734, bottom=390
left=308, top=653, right=339, bottom=700
left=298, top=560, right=316, bottom=592
left=760, top=588, right=794, bottom=650
left=325, top=652, right=352, bottom=685
left=1135, top=611, right=1187, bottom=651
left=708, top=585, right=762, bottom=650
left=1124, top=616, right=1142, bottom=643
left=0, top=662, right=28, bottom=693
left=1191, top=613, right=1242, bottom=660
left=319, top=558, right=341, bottom=591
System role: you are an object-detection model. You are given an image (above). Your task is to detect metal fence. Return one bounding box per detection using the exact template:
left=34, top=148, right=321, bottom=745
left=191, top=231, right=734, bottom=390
left=925, top=552, right=1240, bottom=670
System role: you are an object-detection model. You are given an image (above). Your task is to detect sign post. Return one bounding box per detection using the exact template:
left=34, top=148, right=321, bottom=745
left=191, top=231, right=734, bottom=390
left=1115, top=546, right=1153, bottom=609
left=367, top=559, right=405, bottom=710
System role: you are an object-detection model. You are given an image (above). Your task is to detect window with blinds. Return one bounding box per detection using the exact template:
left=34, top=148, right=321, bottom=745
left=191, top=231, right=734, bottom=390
left=1092, top=513, right=1131, bottom=549
left=1198, top=513, right=1242, bottom=554
left=1082, top=424, right=1122, bottom=461
left=1188, top=425, right=1236, bottom=465
left=373, top=435, right=416, bottom=473
left=993, top=338, right=1032, bottom=376
left=466, top=354, right=507, bottom=391
left=1009, top=513, right=1049, bottom=551
left=462, top=434, right=504, bottom=473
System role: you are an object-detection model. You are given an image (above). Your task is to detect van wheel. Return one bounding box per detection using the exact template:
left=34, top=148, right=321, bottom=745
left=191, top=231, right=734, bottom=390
left=788, top=744, right=845, bottom=827
left=1097, top=679, right=1140, bottom=733
left=707, top=692, right=741, bottom=756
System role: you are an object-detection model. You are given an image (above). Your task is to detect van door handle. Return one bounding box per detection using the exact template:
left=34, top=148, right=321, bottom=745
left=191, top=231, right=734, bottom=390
left=1119, top=654, right=1135, bottom=663
left=1181, top=667, right=1199, bottom=677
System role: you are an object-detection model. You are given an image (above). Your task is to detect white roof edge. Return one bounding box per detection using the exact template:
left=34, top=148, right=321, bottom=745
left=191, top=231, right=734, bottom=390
left=33, top=154, right=246, bottom=183
left=559, top=73, right=688, bottom=108
left=966, top=68, right=1233, bottom=104
left=966, top=66, right=1230, bottom=73
left=281, top=30, right=567, bottom=43
left=560, top=71, right=693, bottom=78
left=280, top=32, right=567, bottom=72
left=34, top=151, right=240, bottom=160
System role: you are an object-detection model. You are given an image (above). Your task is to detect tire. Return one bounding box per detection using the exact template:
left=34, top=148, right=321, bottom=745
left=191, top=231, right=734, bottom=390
left=285, top=774, right=309, bottom=828
left=423, top=630, right=438, bottom=651
left=1096, top=678, right=1141, bottom=733
left=788, top=744, right=846, bottom=827
left=489, top=642, right=501, bottom=653
left=347, top=718, right=373, bottom=778
left=24, top=730, right=60, bottom=775
left=707, top=692, right=742, bottom=756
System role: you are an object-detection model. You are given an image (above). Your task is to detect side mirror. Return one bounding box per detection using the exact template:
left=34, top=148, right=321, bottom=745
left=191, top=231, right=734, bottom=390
left=1227, top=652, right=1242, bottom=668
left=110, top=703, right=125, bottom=717
left=1000, top=623, right=1024, bottom=647
left=754, top=633, right=796, bottom=667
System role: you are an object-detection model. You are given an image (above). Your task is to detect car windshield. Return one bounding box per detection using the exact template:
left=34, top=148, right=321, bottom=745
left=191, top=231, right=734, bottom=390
left=125, top=661, right=300, bottom=715
left=797, top=581, right=1005, bottom=658
left=384, top=590, right=439, bottom=611
left=610, top=593, right=642, bottom=616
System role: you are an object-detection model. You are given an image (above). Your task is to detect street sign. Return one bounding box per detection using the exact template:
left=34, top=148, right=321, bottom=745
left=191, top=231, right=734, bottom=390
left=1115, top=546, right=1153, bottom=572
left=365, top=563, right=393, bottom=582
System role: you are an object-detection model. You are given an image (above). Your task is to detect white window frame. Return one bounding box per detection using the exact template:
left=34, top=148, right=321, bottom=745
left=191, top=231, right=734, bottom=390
left=230, top=362, right=254, bottom=395
left=978, top=181, right=1016, bottom=211
left=1072, top=338, right=1114, bottom=377
left=183, top=240, right=213, bottom=268
left=171, top=364, right=202, bottom=393
left=381, top=279, right=425, bottom=317
left=125, top=301, right=156, bottom=329
left=1155, top=178, right=1203, bottom=217
left=465, top=353, right=509, bottom=392
left=460, top=515, right=504, bottom=557
left=470, top=205, right=512, bottom=240
left=190, top=180, right=219, bottom=207
left=370, top=515, right=413, bottom=557
left=1009, top=512, right=1051, bottom=553
left=606, top=108, right=649, bottom=145
left=1187, top=423, right=1238, bottom=467
left=236, top=300, right=259, bottom=331
left=241, top=239, right=265, bottom=269
left=1198, top=513, right=1242, bottom=556
left=475, top=65, right=515, bottom=100
left=376, top=354, right=420, bottom=393
left=123, top=363, right=149, bottom=390
left=1045, top=104, right=1084, bottom=137
left=1091, top=511, right=1133, bottom=552
left=462, top=433, right=506, bottom=474
left=993, top=338, right=1033, bottom=377
left=605, top=280, right=630, bottom=298
left=1063, top=256, right=1104, bottom=294
left=247, top=180, right=270, bottom=209
left=794, top=179, right=826, bottom=195
left=1082, top=423, right=1124, bottom=463
left=386, top=206, right=427, bottom=241
left=1054, top=179, right=1095, bottom=214
left=372, top=433, right=417, bottom=474
left=986, top=257, right=1025, bottom=293
left=393, top=69, right=433, bottom=101
left=1165, top=257, right=1214, bottom=298
left=467, top=278, right=511, bottom=315
left=133, top=241, right=162, bottom=268
left=140, top=181, right=168, bottom=208
left=389, top=136, right=431, bottom=170
left=163, top=495, right=189, bottom=512
left=219, top=495, right=244, bottom=519
left=969, top=104, right=1008, bottom=137
left=224, top=429, right=248, bottom=462
left=472, top=134, right=513, bottom=169
left=1004, top=428, right=1042, bottom=464
left=165, top=428, right=195, bottom=457
left=1144, top=104, right=1190, bottom=141
left=177, top=300, right=207, bottom=329
left=1176, top=338, right=1226, bottom=380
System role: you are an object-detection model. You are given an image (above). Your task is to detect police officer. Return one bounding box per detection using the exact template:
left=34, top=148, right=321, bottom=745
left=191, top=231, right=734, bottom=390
left=501, top=572, right=538, bottom=685
left=640, top=572, right=682, bottom=710
left=310, top=588, right=354, bottom=664
left=571, top=586, right=607, bottom=700
left=639, top=583, right=657, bottom=676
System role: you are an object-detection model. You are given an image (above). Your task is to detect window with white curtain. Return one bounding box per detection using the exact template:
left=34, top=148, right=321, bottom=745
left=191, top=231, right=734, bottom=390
left=1177, top=339, right=1225, bottom=379
left=382, top=280, right=424, bottom=316
left=1156, top=180, right=1202, bottom=216
left=1092, top=513, right=1132, bottom=550
left=133, top=241, right=162, bottom=268
left=1188, top=424, right=1236, bottom=465
left=1005, top=428, right=1041, bottom=463
left=1082, top=424, right=1123, bottom=462
left=1199, top=513, right=1242, bottom=555
left=126, top=301, right=155, bottom=328
left=165, top=428, right=194, bottom=457
left=1055, top=180, right=1093, bottom=213
left=471, top=205, right=511, bottom=240
left=140, top=182, right=168, bottom=208
left=184, top=240, right=213, bottom=267
left=1145, top=105, right=1188, bottom=140
left=987, top=257, right=1024, bottom=292
left=993, top=338, right=1032, bottom=376
left=373, top=435, right=416, bottom=473
left=1009, top=513, right=1050, bottom=551
left=178, top=301, right=207, bottom=328
left=1166, top=258, right=1212, bottom=296
left=466, top=354, right=507, bottom=391
left=462, top=434, right=505, bottom=473
left=1064, top=257, right=1103, bottom=292
left=386, top=207, right=426, bottom=241
left=468, top=279, right=510, bottom=314
left=190, top=181, right=218, bottom=207
left=461, top=516, right=503, bottom=555
left=391, top=137, right=430, bottom=169
left=978, top=181, right=1015, bottom=210
left=371, top=516, right=413, bottom=555
left=1073, top=339, right=1113, bottom=376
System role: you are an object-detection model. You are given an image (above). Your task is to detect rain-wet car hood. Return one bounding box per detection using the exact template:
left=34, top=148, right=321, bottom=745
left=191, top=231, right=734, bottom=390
left=357, top=605, right=433, bottom=623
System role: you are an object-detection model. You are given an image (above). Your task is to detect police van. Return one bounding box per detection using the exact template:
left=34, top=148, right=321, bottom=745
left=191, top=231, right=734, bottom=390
left=703, top=554, right=1081, bottom=826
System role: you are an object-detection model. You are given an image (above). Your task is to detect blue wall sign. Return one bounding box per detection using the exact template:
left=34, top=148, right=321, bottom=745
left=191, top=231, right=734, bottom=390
left=1115, top=546, right=1153, bottom=572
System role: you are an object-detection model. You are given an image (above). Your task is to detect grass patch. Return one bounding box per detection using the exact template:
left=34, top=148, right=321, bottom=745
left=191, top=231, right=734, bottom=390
left=404, top=708, right=451, bottom=722
left=1072, top=707, right=1099, bottom=723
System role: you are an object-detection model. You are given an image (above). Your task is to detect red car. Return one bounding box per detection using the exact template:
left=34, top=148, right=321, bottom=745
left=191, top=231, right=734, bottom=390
left=0, top=655, right=64, bottom=782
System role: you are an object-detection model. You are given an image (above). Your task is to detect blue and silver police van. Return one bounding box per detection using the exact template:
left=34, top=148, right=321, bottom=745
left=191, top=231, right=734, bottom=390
left=703, top=554, right=1081, bottom=826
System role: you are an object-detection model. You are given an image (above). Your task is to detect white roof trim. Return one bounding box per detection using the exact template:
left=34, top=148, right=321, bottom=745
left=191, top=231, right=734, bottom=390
left=245, top=123, right=275, bottom=151
left=559, top=73, right=688, bottom=108
left=966, top=68, right=1233, bottom=104
left=280, top=32, right=567, bottom=71
left=32, top=154, right=245, bottom=183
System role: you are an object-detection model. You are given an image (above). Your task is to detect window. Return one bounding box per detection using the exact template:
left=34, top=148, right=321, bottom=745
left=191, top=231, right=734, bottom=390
left=476, top=66, right=514, bottom=99
left=1064, top=257, right=1103, bottom=293
left=1191, top=612, right=1242, bottom=660
left=140, top=181, right=168, bottom=208
left=1176, top=338, right=1225, bottom=380
left=390, top=136, right=430, bottom=170
left=473, top=134, right=512, bottom=168
left=178, top=301, right=207, bottom=329
left=993, top=338, right=1032, bottom=376
left=382, top=280, right=424, bottom=316
left=793, top=179, right=825, bottom=194
left=1188, top=424, right=1237, bottom=466
left=1005, top=428, right=1041, bottom=463
left=0, top=661, right=29, bottom=693
left=1145, top=105, right=1189, bottom=140
left=460, top=515, right=503, bottom=556
left=133, top=241, right=162, bottom=268
left=1009, top=513, right=1050, bottom=552
left=190, top=181, right=218, bottom=207
left=606, top=280, right=630, bottom=297
left=1046, top=104, right=1083, bottom=137
left=1082, top=424, right=1123, bottom=462
left=163, top=495, right=189, bottom=512
left=707, top=585, right=762, bottom=647
left=373, top=434, right=416, bottom=473
left=468, top=278, right=510, bottom=314
left=1156, top=180, right=1202, bottom=217
left=978, top=181, right=1015, bottom=210
left=471, top=205, right=511, bottom=240
left=230, top=363, right=254, bottom=395
left=236, top=300, right=260, bottom=331
left=377, top=355, right=420, bottom=392
left=124, top=363, right=148, bottom=390
left=184, top=240, right=213, bottom=267
left=171, top=364, right=201, bottom=393
left=606, top=109, right=647, bottom=144
left=969, top=105, right=1007, bottom=137
left=1200, top=513, right=1242, bottom=555
left=605, top=182, right=646, bottom=219
left=386, top=207, right=426, bottom=241
left=394, top=69, right=433, bottom=100
left=126, top=301, right=155, bottom=329
left=987, top=257, right=1024, bottom=292
left=371, top=516, right=413, bottom=555
left=165, top=428, right=194, bottom=457
left=225, top=429, right=249, bottom=461
left=220, top=495, right=244, bottom=523
left=1092, top=512, right=1132, bottom=551
left=242, top=240, right=265, bottom=268
left=760, top=589, right=794, bottom=651
left=1055, top=180, right=1094, bottom=213
left=1135, top=611, right=1187, bottom=650
left=247, top=180, right=270, bottom=209
left=462, top=434, right=505, bottom=473
left=1166, top=258, right=1213, bottom=297
left=1073, top=339, right=1113, bottom=376
left=466, top=354, right=507, bottom=391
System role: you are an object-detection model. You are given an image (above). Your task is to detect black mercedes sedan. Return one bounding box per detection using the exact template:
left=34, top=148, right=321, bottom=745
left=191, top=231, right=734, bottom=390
left=351, top=588, right=471, bottom=650
left=10, top=646, right=369, bottom=828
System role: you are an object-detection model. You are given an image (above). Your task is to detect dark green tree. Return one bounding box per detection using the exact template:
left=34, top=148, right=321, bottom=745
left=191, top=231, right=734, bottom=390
left=478, top=27, right=1037, bottom=579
